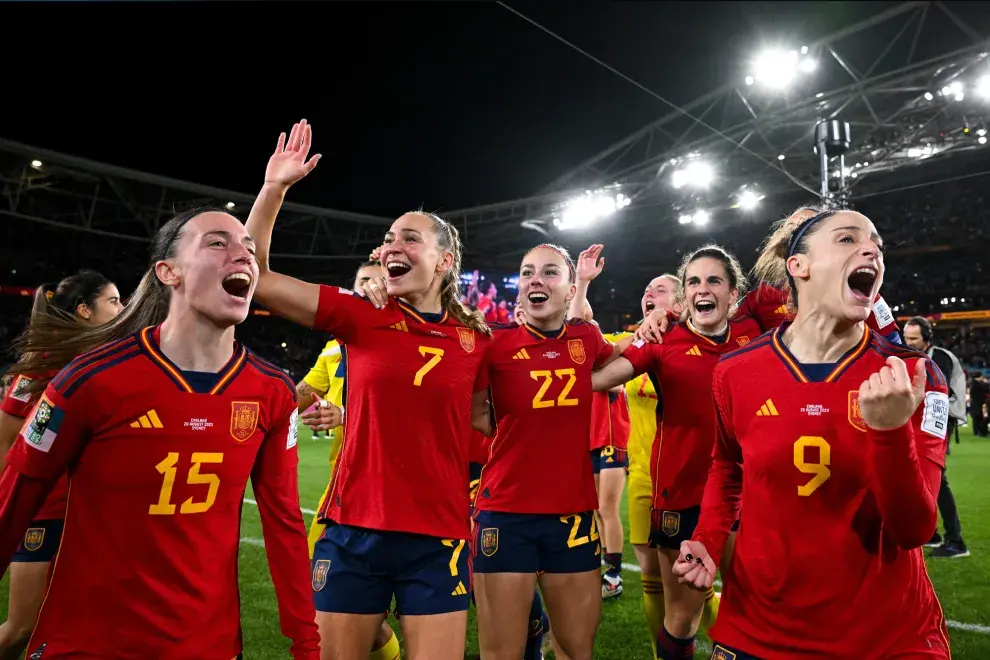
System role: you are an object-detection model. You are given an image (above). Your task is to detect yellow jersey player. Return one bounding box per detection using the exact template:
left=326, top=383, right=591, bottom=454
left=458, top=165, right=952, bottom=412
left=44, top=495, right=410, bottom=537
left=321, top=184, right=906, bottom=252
left=296, top=260, right=400, bottom=660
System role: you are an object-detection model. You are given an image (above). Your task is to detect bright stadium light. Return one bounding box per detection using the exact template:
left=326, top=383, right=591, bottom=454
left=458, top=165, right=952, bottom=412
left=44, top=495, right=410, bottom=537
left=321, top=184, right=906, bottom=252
left=679, top=214, right=693, bottom=225
left=671, top=161, right=715, bottom=189
left=692, top=210, right=710, bottom=226
left=924, top=92, right=934, bottom=101
left=737, top=190, right=764, bottom=210
left=980, top=136, right=988, bottom=145
left=747, top=48, right=816, bottom=90
left=552, top=188, right=631, bottom=231
left=225, top=201, right=236, bottom=209
left=977, top=75, right=990, bottom=100
left=30, top=159, right=42, bottom=169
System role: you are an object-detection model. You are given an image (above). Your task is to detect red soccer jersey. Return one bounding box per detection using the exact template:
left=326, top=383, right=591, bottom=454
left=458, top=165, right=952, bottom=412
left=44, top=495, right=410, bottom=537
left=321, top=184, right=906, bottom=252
left=622, top=317, right=764, bottom=514
left=589, top=389, right=631, bottom=452
left=469, top=429, right=492, bottom=466
left=1, top=373, right=69, bottom=521
left=315, top=286, right=491, bottom=540
left=478, top=321, right=613, bottom=514
left=1, top=328, right=319, bottom=659
left=695, top=325, right=950, bottom=659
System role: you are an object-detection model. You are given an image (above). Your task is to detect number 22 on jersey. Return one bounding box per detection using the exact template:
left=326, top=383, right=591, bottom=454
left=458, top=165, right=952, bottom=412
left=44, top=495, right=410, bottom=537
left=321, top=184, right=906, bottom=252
left=531, top=369, right=578, bottom=409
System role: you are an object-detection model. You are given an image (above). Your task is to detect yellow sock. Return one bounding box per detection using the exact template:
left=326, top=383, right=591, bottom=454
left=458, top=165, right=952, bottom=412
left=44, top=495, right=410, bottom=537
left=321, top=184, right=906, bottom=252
left=369, top=628, right=400, bottom=660
left=699, top=585, right=720, bottom=635
left=641, top=574, right=665, bottom=656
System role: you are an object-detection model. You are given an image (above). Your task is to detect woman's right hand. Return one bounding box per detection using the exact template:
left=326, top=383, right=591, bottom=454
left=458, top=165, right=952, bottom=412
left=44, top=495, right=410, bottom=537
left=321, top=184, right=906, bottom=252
left=672, top=540, right=717, bottom=591
left=575, top=244, right=605, bottom=282
left=634, top=307, right=672, bottom=344
left=361, top=273, right=389, bottom=309
left=264, top=119, right=322, bottom=188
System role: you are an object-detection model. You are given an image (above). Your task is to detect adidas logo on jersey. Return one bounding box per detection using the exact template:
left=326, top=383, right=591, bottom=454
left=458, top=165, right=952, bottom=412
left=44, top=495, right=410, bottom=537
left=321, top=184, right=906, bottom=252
left=451, top=581, right=468, bottom=596
left=756, top=399, right=779, bottom=417
left=685, top=345, right=702, bottom=356
left=775, top=305, right=788, bottom=315
left=390, top=321, right=409, bottom=333
left=513, top=349, right=531, bottom=360
left=130, top=410, right=164, bottom=428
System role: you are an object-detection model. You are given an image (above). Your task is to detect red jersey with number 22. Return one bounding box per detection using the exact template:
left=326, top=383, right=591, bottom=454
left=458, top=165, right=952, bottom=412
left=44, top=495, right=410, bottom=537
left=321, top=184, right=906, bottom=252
left=695, top=325, right=950, bottom=659
left=1, top=374, right=68, bottom=521
left=478, top=321, right=613, bottom=515
left=315, top=286, right=491, bottom=540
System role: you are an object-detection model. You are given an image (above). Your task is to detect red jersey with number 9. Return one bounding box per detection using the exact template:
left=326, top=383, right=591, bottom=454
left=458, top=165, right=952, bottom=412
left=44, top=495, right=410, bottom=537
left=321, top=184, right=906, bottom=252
left=2, top=327, right=318, bottom=659
left=314, top=286, right=491, bottom=540
left=477, top=321, right=613, bottom=515
left=694, top=325, right=950, bottom=658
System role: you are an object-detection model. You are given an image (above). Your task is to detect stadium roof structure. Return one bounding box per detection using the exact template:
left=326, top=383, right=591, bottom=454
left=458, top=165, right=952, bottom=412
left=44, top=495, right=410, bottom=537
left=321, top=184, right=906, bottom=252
left=2, top=1, right=989, bottom=279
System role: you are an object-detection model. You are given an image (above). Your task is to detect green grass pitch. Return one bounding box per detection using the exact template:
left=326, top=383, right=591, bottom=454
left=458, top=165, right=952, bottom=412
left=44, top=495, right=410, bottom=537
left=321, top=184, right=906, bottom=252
left=3, top=425, right=989, bottom=658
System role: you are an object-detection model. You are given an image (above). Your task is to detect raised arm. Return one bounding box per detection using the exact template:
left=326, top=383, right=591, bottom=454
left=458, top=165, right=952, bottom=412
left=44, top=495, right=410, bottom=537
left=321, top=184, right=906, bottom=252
left=568, top=244, right=605, bottom=321
left=245, top=121, right=323, bottom=328
left=252, top=401, right=321, bottom=659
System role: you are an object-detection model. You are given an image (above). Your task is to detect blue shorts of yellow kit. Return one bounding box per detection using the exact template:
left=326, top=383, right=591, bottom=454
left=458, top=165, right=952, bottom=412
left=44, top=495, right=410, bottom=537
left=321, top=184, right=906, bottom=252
left=13, top=519, right=63, bottom=563
left=472, top=510, right=601, bottom=574
left=590, top=446, right=628, bottom=474
left=312, top=522, right=471, bottom=615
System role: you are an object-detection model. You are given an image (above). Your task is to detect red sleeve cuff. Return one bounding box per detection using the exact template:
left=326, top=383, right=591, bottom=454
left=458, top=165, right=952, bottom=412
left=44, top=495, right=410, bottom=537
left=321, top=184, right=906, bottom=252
left=866, top=423, right=913, bottom=447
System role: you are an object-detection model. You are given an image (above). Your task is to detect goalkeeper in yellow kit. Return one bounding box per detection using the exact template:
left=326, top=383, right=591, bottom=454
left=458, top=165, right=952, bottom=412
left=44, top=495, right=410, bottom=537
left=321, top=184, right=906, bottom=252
left=295, top=261, right=400, bottom=660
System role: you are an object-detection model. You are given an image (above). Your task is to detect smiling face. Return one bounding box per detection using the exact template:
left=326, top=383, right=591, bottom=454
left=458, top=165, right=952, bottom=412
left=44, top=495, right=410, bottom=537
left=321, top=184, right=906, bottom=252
left=683, top=256, right=738, bottom=333
left=379, top=213, right=452, bottom=301
left=641, top=275, right=679, bottom=318
left=787, top=211, right=883, bottom=323
left=155, top=211, right=259, bottom=327
left=518, top=246, right=575, bottom=328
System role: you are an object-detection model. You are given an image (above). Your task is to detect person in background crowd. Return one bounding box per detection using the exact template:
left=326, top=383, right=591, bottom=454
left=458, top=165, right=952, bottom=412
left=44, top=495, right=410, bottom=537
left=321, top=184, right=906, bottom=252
left=903, top=317, right=970, bottom=559
left=970, top=373, right=988, bottom=437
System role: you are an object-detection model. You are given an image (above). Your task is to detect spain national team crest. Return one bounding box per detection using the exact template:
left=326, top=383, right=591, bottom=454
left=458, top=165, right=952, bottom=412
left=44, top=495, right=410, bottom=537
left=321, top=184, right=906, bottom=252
left=712, top=645, right=738, bottom=660
left=23, top=527, right=45, bottom=552
left=567, top=339, right=586, bottom=365
left=735, top=336, right=750, bottom=347
left=848, top=390, right=868, bottom=432
left=480, top=527, right=499, bottom=557
left=457, top=327, right=476, bottom=353
left=312, top=559, right=331, bottom=592
left=230, top=402, right=260, bottom=442
left=661, top=510, right=681, bottom=537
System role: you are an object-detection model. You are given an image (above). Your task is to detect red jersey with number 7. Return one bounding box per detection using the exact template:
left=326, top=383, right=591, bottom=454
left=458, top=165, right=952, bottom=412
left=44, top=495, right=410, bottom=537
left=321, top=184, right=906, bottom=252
left=0, top=326, right=319, bottom=659
left=314, top=286, right=491, bottom=540
left=694, top=325, right=950, bottom=659
left=477, top=321, right=613, bottom=515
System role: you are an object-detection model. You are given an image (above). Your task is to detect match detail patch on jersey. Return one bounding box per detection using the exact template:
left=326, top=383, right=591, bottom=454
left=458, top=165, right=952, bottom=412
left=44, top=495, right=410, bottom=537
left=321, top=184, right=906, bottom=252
left=230, top=402, right=260, bottom=442
left=921, top=391, right=950, bottom=439
left=10, top=376, right=33, bottom=403
left=872, top=296, right=895, bottom=329
left=287, top=409, right=299, bottom=450
left=23, top=395, right=62, bottom=454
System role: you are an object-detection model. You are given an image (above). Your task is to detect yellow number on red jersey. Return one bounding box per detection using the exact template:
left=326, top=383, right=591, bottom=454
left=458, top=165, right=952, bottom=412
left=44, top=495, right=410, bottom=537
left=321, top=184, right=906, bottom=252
left=149, top=452, right=224, bottom=515
left=414, top=346, right=444, bottom=386
left=530, top=368, right=579, bottom=409
left=793, top=435, right=831, bottom=496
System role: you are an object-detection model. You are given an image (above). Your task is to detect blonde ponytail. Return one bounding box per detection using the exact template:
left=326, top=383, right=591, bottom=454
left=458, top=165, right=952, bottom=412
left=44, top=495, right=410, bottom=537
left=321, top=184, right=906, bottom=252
left=752, top=205, right=830, bottom=310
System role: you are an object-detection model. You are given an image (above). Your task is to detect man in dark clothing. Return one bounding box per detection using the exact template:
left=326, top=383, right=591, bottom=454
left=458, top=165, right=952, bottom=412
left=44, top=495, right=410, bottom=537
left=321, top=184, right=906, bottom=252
left=970, top=374, right=989, bottom=437
left=903, top=317, right=970, bottom=559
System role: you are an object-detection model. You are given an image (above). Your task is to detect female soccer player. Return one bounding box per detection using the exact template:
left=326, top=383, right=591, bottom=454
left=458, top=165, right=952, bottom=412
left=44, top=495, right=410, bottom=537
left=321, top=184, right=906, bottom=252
left=590, top=244, right=765, bottom=660
left=246, top=120, right=490, bottom=660
left=0, top=270, right=122, bottom=659
left=674, top=207, right=951, bottom=659
left=0, top=208, right=320, bottom=659
left=469, top=244, right=627, bottom=660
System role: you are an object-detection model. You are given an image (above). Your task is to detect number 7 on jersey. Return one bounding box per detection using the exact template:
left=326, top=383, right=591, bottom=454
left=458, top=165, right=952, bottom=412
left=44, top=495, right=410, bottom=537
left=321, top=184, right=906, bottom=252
left=414, top=346, right=444, bottom=386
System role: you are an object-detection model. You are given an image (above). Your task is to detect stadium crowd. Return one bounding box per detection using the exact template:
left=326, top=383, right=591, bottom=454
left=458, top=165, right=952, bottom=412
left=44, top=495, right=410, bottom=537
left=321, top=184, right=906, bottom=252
left=0, top=120, right=981, bottom=660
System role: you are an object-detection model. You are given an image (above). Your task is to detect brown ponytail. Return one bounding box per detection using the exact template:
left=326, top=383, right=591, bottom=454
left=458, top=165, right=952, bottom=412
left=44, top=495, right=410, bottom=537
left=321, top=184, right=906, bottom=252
left=752, top=205, right=826, bottom=311
left=10, top=208, right=218, bottom=393
left=415, top=211, right=490, bottom=336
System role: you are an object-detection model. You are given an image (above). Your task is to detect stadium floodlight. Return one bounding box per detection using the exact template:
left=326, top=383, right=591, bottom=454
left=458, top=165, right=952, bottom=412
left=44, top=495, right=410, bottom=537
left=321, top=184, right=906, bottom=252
left=940, top=81, right=964, bottom=101
left=678, top=214, right=693, bottom=225
left=225, top=201, right=236, bottom=209
left=30, top=159, right=42, bottom=169
left=747, top=48, right=816, bottom=90
left=977, top=75, right=990, bottom=100
left=671, top=161, right=715, bottom=189
left=692, top=210, right=710, bottom=226
left=552, top=188, right=631, bottom=231
left=980, top=136, right=988, bottom=145
left=777, top=154, right=786, bottom=161
left=738, top=190, right=764, bottom=210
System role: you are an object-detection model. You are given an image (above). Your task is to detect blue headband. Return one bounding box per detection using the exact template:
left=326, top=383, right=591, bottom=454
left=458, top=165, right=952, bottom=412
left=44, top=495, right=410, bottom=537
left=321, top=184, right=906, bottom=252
left=787, top=210, right=835, bottom=257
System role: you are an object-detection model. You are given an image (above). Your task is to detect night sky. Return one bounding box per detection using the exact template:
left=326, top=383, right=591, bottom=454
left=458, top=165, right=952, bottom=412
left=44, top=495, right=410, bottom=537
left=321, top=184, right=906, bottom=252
left=2, top=1, right=903, bottom=218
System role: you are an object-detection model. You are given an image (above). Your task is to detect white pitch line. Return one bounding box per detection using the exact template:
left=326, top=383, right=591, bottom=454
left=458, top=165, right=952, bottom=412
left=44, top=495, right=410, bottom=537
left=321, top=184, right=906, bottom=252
left=239, top=498, right=990, bottom=636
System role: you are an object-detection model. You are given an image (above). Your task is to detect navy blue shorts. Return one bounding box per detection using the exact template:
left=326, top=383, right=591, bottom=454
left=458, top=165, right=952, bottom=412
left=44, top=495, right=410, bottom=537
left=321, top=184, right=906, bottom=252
left=13, top=519, right=63, bottom=563
left=472, top=510, right=601, bottom=574
left=591, top=446, right=628, bottom=474
left=649, top=506, right=740, bottom=551
left=312, top=523, right=470, bottom=615
left=710, top=642, right=763, bottom=659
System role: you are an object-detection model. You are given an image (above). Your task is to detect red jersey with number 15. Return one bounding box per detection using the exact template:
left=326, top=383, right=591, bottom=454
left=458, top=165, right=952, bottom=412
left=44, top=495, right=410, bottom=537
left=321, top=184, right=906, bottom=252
left=2, top=327, right=318, bottom=659
left=477, top=321, right=613, bottom=515
left=314, top=286, right=491, bottom=540
left=695, top=325, right=950, bottom=659
left=1, top=373, right=68, bottom=521
left=621, top=317, right=764, bottom=515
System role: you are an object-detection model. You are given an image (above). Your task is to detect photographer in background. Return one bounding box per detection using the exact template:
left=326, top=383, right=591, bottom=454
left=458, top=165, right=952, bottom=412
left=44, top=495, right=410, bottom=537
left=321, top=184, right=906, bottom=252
left=903, top=317, right=971, bottom=559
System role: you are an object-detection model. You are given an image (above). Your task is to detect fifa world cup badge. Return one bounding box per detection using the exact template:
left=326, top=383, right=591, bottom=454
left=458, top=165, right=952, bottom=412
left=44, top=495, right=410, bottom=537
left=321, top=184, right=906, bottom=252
left=567, top=339, right=586, bottom=365
left=230, top=402, right=260, bottom=442
left=847, top=391, right=868, bottom=432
